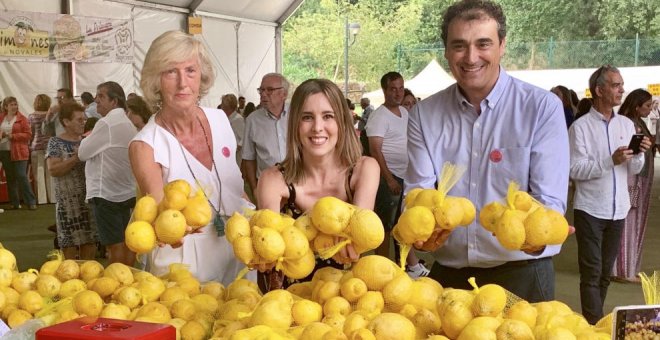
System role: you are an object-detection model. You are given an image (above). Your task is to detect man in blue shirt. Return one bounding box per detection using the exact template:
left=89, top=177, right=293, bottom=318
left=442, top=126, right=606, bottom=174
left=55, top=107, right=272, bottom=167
left=405, top=0, right=569, bottom=302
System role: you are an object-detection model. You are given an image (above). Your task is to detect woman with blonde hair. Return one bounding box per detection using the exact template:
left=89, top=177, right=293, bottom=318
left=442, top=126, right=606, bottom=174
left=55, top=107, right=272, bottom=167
left=256, top=78, right=380, bottom=291
left=129, top=30, right=252, bottom=285
left=29, top=94, right=54, bottom=204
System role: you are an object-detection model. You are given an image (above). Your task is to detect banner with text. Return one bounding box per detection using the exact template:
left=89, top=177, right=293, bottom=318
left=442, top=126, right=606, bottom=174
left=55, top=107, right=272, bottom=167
left=0, top=10, right=133, bottom=63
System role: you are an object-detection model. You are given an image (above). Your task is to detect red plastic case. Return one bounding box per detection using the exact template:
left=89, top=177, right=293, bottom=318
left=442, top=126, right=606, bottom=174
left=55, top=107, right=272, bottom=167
left=36, top=317, right=176, bottom=340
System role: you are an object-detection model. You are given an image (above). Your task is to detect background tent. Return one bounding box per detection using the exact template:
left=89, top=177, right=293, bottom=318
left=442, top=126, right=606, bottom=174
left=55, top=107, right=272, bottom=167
left=363, top=59, right=455, bottom=107
left=0, top=0, right=304, bottom=111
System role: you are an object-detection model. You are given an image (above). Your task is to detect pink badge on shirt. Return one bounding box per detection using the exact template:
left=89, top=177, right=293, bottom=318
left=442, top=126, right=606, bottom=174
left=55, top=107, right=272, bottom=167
left=222, top=147, right=230, bottom=158
left=489, top=149, right=503, bottom=163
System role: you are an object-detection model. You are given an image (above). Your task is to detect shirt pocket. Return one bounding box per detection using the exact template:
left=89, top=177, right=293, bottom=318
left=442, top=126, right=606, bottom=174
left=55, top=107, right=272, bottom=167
left=488, top=146, right=531, bottom=191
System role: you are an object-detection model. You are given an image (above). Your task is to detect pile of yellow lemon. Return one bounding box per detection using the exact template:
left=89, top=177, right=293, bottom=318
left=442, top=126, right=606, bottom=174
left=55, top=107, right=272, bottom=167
left=226, top=197, right=384, bottom=280
left=479, top=182, right=570, bottom=251
left=125, top=179, right=213, bottom=254
left=1, top=243, right=615, bottom=339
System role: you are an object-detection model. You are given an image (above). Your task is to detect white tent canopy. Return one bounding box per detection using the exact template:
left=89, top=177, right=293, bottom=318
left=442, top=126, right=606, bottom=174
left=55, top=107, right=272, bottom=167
left=363, top=59, right=455, bottom=107
left=0, top=0, right=304, bottom=111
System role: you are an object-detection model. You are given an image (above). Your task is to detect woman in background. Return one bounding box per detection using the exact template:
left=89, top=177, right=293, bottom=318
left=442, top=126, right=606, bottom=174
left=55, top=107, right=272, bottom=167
left=0, top=96, right=36, bottom=210
left=126, top=95, right=153, bottom=131
left=47, top=102, right=98, bottom=260
left=551, top=85, right=574, bottom=128
left=29, top=94, right=54, bottom=204
left=402, top=88, right=417, bottom=112
left=612, top=89, right=654, bottom=283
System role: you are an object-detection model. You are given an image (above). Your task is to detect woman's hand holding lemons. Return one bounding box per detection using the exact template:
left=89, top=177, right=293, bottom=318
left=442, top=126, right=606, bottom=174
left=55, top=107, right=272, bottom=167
left=126, top=180, right=213, bottom=253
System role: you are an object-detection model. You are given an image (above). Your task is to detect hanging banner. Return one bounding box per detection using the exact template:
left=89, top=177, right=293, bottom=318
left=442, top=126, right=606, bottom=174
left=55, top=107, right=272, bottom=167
left=0, top=10, right=133, bottom=63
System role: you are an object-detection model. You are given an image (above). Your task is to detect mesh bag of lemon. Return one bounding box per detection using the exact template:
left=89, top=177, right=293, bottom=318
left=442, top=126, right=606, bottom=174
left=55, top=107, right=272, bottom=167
left=124, top=179, right=214, bottom=255
left=225, top=198, right=385, bottom=281
left=392, top=162, right=476, bottom=269
left=479, top=181, right=570, bottom=251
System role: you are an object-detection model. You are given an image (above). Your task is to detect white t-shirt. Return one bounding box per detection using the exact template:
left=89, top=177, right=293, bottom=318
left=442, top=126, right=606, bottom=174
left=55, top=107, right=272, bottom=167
left=0, top=116, right=15, bottom=151
left=366, top=105, right=409, bottom=178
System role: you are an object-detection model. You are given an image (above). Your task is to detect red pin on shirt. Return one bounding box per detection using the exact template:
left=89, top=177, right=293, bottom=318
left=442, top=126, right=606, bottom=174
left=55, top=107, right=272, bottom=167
left=222, top=147, right=231, bottom=158
left=489, top=149, right=503, bottom=163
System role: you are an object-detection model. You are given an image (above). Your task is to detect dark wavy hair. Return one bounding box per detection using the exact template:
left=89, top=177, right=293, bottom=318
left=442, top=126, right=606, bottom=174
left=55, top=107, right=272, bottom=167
left=441, top=0, right=507, bottom=46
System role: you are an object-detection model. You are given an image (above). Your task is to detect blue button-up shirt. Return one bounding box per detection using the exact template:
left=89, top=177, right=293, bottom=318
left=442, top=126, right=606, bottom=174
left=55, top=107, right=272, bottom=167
left=405, top=67, right=569, bottom=268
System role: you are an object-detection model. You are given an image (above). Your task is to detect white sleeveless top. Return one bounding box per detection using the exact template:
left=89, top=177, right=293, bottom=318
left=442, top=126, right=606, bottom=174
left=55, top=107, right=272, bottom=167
left=132, top=107, right=254, bottom=285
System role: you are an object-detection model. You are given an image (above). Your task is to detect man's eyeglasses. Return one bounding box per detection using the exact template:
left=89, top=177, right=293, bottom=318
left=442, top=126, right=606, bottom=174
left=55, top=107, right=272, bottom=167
left=257, top=87, right=283, bottom=95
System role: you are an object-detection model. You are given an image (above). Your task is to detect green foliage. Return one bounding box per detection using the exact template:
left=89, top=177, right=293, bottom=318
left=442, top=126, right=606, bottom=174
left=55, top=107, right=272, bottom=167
left=283, top=0, right=660, bottom=92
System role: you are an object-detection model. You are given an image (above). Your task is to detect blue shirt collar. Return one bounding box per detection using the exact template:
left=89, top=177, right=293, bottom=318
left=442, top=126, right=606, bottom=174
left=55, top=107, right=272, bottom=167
left=454, top=66, right=509, bottom=111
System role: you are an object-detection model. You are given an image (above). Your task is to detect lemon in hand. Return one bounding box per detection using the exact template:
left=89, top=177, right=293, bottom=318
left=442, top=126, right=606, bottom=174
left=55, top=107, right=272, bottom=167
left=310, top=196, right=353, bottom=235
left=252, top=226, right=285, bottom=262
left=395, top=206, right=435, bottom=244
left=225, top=212, right=251, bottom=243
left=182, top=190, right=212, bottom=229
left=125, top=221, right=156, bottom=254
left=346, top=208, right=384, bottom=253
left=133, top=195, right=159, bottom=224
left=154, top=209, right=187, bottom=245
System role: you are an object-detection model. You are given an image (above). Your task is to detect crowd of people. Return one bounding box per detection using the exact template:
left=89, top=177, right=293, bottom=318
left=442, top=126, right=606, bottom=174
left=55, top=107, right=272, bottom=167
left=1, top=0, right=659, bottom=325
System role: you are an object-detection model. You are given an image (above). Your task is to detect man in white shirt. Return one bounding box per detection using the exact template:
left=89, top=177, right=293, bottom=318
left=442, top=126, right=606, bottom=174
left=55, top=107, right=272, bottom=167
left=79, top=81, right=138, bottom=266
left=241, top=73, right=289, bottom=204
left=367, top=72, right=429, bottom=278
left=220, top=93, right=245, bottom=166
left=569, top=65, right=651, bottom=324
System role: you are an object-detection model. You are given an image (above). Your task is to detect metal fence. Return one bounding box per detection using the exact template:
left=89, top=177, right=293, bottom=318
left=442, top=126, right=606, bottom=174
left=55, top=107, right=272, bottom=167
left=396, top=37, right=660, bottom=78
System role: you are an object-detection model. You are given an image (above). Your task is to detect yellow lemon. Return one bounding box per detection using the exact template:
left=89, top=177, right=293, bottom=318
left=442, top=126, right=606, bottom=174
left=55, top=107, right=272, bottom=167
left=292, top=299, right=323, bottom=326
left=170, top=298, right=197, bottom=321
left=18, top=290, right=43, bottom=314
left=546, top=208, right=570, bottom=245
left=505, top=300, right=538, bottom=329
left=408, top=280, right=439, bottom=311
left=413, top=308, right=443, bottom=337
left=293, top=215, right=318, bottom=241
left=281, top=225, right=311, bottom=260
left=180, top=320, right=207, bottom=340
left=395, top=206, right=435, bottom=244
left=165, top=179, right=192, bottom=198
left=154, top=209, right=187, bottom=245
left=287, top=282, right=313, bottom=300
left=104, top=262, right=135, bottom=286
left=281, top=249, right=316, bottom=280
left=137, top=275, right=166, bottom=302
left=340, top=277, right=368, bottom=303
left=79, top=260, right=104, bottom=282
left=412, top=189, right=442, bottom=209
left=55, top=259, right=80, bottom=282
left=457, top=197, right=476, bottom=226
left=35, top=274, right=61, bottom=298
left=324, top=296, right=352, bottom=317
left=470, top=281, right=507, bottom=317
left=177, top=276, right=201, bottom=297
left=351, top=255, right=402, bottom=291
left=7, top=309, right=32, bottom=329
left=182, top=190, right=213, bottom=229
left=117, top=286, right=143, bottom=309
left=136, top=301, right=172, bottom=323
left=403, top=188, right=424, bottom=209
left=356, top=291, right=384, bottom=316
left=58, top=279, right=86, bottom=298
left=346, top=208, right=384, bottom=253
left=310, top=196, right=353, bottom=235
left=434, top=196, right=465, bottom=230
left=512, top=191, right=533, bottom=211
left=100, top=303, right=131, bottom=320
left=495, top=209, right=527, bottom=250
left=191, top=293, right=218, bottom=314
left=134, top=195, right=159, bottom=224
left=0, top=267, right=13, bottom=287
left=251, top=226, right=286, bottom=262
left=439, top=301, right=473, bottom=339
left=162, top=188, right=189, bottom=211
left=90, top=276, right=120, bottom=299
left=232, top=236, right=255, bottom=265
left=523, top=207, right=553, bottom=247
left=381, top=274, right=413, bottom=311
left=368, top=313, right=416, bottom=340
left=312, top=280, right=341, bottom=306
left=11, top=271, right=38, bottom=293
left=125, top=221, right=157, bottom=254
left=72, top=290, right=103, bottom=317
left=201, top=281, right=225, bottom=300
left=0, top=244, right=17, bottom=271
left=160, top=286, right=190, bottom=307
left=248, top=299, right=293, bottom=329
left=250, top=209, right=284, bottom=232
left=226, top=212, right=251, bottom=243
left=479, top=201, right=506, bottom=233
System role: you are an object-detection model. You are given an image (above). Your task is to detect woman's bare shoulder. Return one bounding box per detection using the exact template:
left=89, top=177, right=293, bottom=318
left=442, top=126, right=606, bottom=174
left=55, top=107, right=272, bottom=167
left=354, top=156, right=379, bottom=176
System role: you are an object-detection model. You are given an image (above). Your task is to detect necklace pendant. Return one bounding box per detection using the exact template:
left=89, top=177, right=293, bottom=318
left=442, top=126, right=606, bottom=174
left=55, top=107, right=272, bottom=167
left=214, top=213, right=226, bottom=236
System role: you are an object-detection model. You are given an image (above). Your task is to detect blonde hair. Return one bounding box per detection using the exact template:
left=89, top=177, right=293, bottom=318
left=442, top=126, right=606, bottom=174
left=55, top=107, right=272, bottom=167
left=140, top=30, right=215, bottom=108
left=282, top=79, right=362, bottom=184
